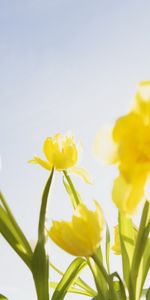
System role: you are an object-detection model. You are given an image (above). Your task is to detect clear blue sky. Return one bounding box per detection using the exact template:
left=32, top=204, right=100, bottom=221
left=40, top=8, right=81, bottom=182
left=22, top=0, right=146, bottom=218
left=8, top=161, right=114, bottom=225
left=1, top=1, right=150, bottom=299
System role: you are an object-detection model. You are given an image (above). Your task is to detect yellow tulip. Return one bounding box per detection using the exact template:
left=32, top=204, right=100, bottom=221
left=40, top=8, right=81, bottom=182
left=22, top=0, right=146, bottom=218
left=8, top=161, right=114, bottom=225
left=112, top=224, right=137, bottom=255
left=48, top=201, right=104, bottom=256
left=30, top=133, right=78, bottom=171
left=29, top=133, right=92, bottom=184
left=94, top=81, right=150, bottom=214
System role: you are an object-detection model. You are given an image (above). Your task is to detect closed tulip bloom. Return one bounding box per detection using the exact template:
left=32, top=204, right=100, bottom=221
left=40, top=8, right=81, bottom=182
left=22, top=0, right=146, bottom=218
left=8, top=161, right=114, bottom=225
left=48, top=201, right=104, bottom=257
left=94, top=81, right=150, bottom=214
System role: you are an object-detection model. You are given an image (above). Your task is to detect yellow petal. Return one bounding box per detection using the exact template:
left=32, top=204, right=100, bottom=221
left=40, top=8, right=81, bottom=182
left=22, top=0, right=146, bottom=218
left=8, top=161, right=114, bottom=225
left=93, top=126, right=118, bottom=164
left=71, top=167, right=92, bottom=184
left=133, top=81, right=150, bottom=124
left=43, top=137, right=56, bottom=164
left=29, top=156, right=51, bottom=170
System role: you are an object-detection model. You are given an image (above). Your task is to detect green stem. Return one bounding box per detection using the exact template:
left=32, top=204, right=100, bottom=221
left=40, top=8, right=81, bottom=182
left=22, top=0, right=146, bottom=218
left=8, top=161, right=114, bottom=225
left=63, top=170, right=80, bottom=208
left=32, top=169, right=54, bottom=300
left=92, top=253, right=118, bottom=300
left=87, top=257, right=106, bottom=299
left=38, top=168, right=54, bottom=240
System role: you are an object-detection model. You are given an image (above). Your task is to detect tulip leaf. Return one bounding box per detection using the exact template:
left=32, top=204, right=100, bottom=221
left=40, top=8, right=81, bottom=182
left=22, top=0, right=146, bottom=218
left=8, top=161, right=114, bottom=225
left=31, top=169, right=54, bottom=300
left=0, top=192, right=32, bottom=257
left=0, top=295, right=8, bottom=299
left=0, top=205, right=31, bottom=267
left=140, top=238, right=150, bottom=289
left=92, top=254, right=118, bottom=300
left=51, top=257, right=87, bottom=300
left=118, top=212, right=135, bottom=287
left=87, top=251, right=108, bottom=300
left=110, top=272, right=127, bottom=300
left=142, top=289, right=149, bottom=297
left=49, top=261, right=96, bottom=297
left=146, top=288, right=150, bottom=300
left=105, top=223, right=110, bottom=273
left=129, top=201, right=150, bottom=300
left=50, top=281, right=91, bottom=296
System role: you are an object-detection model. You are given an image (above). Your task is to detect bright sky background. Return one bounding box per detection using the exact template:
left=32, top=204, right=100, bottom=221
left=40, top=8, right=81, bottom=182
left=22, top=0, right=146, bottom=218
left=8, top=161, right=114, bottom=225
left=1, top=1, right=150, bottom=299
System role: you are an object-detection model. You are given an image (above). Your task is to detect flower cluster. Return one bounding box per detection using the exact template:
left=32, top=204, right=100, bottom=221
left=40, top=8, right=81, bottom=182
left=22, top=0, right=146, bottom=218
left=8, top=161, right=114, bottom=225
left=0, top=82, right=150, bottom=300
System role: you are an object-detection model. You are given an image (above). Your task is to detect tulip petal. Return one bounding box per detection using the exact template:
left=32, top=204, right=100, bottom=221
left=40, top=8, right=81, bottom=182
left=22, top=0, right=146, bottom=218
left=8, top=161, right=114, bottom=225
left=29, top=156, right=51, bottom=170
left=93, top=126, right=118, bottom=164
left=71, top=167, right=92, bottom=184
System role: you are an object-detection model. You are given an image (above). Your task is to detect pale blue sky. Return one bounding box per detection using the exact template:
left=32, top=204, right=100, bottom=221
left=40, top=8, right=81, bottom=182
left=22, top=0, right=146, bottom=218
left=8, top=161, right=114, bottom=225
left=1, top=1, right=150, bottom=299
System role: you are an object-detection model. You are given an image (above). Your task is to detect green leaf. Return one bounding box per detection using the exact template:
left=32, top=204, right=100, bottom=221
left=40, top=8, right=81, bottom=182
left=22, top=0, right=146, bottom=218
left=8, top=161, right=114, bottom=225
left=87, top=252, right=108, bottom=300
left=92, top=253, right=119, bottom=300
left=110, top=272, right=127, bottom=300
left=0, top=205, right=31, bottom=267
left=118, top=212, right=135, bottom=287
left=146, top=288, right=150, bottom=300
left=49, top=261, right=96, bottom=297
left=139, top=238, right=150, bottom=290
left=0, top=294, right=8, bottom=300
left=31, top=169, right=54, bottom=300
left=0, top=192, right=32, bottom=257
left=51, top=257, right=87, bottom=300
left=105, top=223, right=110, bottom=274
left=141, top=289, right=149, bottom=297
left=129, top=201, right=150, bottom=300
left=50, top=281, right=91, bottom=296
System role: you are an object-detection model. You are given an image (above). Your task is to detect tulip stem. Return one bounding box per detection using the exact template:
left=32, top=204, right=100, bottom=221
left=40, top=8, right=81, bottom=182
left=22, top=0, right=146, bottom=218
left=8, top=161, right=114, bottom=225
left=38, top=168, right=54, bottom=240
left=32, top=169, right=54, bottom=300
left=63, top=170, right=80, bottom=208
left=92, top=253, right=118, bottom=300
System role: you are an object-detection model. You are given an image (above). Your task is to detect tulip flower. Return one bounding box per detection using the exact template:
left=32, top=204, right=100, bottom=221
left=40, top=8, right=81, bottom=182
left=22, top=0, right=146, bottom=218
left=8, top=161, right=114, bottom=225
left=94, top=81, right=150, bottom=213
left=29, top=133, right=91, bottom=184
left=48, top=201, right=104, bottom=257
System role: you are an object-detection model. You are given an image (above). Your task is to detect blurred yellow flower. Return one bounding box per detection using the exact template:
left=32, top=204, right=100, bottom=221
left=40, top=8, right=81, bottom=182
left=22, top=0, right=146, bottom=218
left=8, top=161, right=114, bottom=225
left=94, top=81, right=150, bottom=214
left=112, top=225, right=137, bottom=255
left=48, top=201, right=104, bottom=256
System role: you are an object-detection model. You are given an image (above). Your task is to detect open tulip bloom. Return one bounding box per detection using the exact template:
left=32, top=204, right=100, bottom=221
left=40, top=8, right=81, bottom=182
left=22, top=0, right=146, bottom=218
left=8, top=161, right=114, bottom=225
left=0, top=82, right=150, bottom=300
